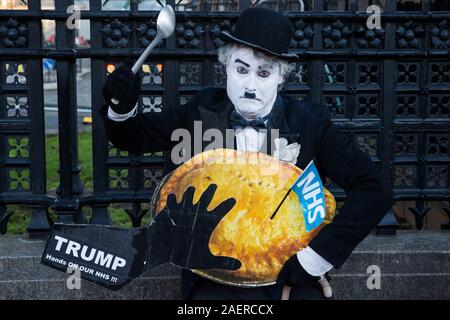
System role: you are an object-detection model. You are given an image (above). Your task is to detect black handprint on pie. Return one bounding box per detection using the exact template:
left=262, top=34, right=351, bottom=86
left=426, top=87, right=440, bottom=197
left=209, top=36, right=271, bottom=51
left=147, top=183, right=241, bottom=271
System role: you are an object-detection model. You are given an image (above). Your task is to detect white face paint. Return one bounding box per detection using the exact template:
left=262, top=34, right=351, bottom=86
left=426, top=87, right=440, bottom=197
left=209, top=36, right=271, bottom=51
left=226, top=47, right=283, bottom=120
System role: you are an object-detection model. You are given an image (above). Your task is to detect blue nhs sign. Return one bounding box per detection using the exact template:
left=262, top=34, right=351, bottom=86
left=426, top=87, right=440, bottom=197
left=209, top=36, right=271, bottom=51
left=291, top=160, right=326, bottom=232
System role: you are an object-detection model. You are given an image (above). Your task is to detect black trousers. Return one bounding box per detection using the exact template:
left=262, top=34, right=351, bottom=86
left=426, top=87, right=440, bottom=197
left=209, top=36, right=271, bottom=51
left=188, top=276, right=328, bottom=300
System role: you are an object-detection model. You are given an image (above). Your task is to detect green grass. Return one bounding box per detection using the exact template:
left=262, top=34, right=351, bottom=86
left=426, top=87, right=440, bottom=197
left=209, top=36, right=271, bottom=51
left=45, top=131, right=93, bottom=191
left=5, top=131, right=152, bottom=235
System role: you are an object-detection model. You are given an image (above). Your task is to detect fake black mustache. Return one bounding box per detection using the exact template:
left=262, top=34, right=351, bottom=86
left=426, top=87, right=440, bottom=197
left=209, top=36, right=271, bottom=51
left=243, top=92, right=257, bottom=100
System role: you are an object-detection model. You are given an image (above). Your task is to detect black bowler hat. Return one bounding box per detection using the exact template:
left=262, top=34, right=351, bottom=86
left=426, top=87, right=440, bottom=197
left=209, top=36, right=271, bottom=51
left=220, top=7, right=298, bottom=62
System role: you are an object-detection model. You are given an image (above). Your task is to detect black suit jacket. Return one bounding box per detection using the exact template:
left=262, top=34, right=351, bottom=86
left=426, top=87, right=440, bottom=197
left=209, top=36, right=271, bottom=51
left=100, top=87, right=393, bottom=299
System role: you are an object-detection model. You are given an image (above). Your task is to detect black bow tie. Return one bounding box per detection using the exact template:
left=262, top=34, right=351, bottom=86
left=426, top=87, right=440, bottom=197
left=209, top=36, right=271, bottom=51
left=229, top=110, right=270, bottom=130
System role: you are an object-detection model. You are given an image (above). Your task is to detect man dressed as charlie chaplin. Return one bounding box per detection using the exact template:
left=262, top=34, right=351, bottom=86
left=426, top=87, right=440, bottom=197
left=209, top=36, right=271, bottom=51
left=100, top=7, right=393, bottom=300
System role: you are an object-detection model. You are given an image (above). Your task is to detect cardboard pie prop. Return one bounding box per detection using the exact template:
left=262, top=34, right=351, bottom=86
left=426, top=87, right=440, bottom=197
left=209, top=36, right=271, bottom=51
left=151, top=148, right=336, bottom=287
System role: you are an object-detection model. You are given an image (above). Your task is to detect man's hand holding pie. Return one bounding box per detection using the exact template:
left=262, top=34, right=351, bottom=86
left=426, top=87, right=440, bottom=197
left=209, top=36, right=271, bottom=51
left=276, top=254, right=333, bottom=298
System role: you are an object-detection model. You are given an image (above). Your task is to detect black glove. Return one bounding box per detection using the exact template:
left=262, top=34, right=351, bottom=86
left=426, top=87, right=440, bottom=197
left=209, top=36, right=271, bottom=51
left=148, top=184, right=241, bottom=271
left=102, top=61, right=140, bottom=115
left=276, top=254, right=321, bottom=287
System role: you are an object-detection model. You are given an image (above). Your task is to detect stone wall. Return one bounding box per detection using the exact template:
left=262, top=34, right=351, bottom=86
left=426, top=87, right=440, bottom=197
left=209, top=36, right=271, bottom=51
left=1, top=231, right=449, bottom=300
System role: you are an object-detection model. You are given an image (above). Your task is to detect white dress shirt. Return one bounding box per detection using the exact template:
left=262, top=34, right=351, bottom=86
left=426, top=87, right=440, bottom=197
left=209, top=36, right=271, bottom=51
left=234, top=125, right=266, bottom=152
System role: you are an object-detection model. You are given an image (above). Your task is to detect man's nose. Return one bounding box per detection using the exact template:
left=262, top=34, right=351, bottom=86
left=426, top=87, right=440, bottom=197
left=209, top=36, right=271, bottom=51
left=244, top=72, right=257, bottom=92
left=244, top=85, right=256, bottom=93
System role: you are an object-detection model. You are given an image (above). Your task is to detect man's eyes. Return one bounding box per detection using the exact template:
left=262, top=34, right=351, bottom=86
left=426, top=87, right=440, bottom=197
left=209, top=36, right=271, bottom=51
left=258, top=70, right=270, bottom=78
left=237, top=66, right=248, bottom=74
left=236, top=67, right=270, bottom=78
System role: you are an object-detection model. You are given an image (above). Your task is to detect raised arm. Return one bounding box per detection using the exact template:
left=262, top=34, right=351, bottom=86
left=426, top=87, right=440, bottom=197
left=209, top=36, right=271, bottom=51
left=99, top=63, right=191, bottom=154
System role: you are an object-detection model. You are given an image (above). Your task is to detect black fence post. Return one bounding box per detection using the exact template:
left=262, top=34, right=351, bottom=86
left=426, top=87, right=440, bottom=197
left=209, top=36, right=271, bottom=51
left=52, top=0, right=86, bottom=224
left=27, top=0, right=53, bottom=237
left=376, top=0, right=399, bottom=235
left=89, top=0, right=112, bottom=225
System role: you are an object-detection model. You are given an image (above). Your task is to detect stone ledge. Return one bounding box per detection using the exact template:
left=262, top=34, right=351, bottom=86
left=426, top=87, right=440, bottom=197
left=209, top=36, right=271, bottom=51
left=1, top=273, right=448, bottom=300
left=1, top=231, right=449, bottom=299
left=330, top=274, right=450, bottom=300
left=0, top=277, right=182, bottom=300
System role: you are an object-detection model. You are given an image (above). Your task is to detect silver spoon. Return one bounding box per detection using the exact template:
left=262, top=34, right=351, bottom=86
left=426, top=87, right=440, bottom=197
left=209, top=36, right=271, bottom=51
left=111, top=4, right=176, bottom=106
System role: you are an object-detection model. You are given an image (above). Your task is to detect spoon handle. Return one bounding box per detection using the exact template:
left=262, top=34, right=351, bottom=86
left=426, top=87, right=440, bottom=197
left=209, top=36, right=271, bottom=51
left=110, top=35, right=162, bottom=106
left=132, top=34, right=162, bottom=74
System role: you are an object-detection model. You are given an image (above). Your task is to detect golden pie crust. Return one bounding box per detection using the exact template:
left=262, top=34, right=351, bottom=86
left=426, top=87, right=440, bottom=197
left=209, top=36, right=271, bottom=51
left=153, top=148, right=336, bottom=287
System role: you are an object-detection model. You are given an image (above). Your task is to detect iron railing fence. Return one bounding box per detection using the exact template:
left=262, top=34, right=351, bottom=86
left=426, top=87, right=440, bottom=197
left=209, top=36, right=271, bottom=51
left=0, top=0, right=449, bottom=236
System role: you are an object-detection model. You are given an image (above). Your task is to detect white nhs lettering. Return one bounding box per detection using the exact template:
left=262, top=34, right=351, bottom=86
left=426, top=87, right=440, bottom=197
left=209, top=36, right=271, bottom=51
left=296, top=171, right=325, bottom=224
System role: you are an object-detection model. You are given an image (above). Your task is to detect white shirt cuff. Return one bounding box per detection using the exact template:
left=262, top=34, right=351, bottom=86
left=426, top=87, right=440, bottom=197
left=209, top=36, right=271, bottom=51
left=296, top=246, right=333, bottom=277
left=107, top=104, right=138, bottom=122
